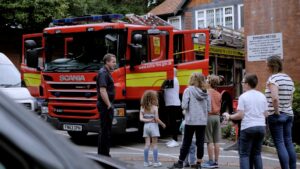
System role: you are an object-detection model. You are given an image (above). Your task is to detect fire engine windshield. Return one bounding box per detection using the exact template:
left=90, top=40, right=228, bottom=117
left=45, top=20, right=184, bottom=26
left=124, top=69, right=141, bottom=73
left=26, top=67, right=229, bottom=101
left=44, top=30, right=125, bottom=72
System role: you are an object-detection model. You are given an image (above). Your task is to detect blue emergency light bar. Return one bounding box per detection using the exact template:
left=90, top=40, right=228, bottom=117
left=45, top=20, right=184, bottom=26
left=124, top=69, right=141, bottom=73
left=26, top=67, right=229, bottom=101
left=52, top=14, right=124, bottom=25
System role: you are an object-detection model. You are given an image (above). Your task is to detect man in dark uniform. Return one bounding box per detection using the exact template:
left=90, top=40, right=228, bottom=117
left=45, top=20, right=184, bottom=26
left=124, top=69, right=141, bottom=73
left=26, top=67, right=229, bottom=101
left=96, top=53, right=116, bottom=156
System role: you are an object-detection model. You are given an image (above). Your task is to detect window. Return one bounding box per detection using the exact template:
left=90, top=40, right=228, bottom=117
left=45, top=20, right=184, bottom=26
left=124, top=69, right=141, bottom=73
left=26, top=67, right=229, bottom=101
left=195, top=6, right=234, bottom=29
left=238, top=4, right=244, bottom=29
left=168, top=16, right=182, bottom=30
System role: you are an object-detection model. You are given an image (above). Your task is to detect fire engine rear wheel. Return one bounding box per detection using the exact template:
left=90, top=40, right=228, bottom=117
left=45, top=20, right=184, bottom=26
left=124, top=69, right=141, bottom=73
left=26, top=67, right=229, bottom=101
left=67, top=131, right=88, bottom=138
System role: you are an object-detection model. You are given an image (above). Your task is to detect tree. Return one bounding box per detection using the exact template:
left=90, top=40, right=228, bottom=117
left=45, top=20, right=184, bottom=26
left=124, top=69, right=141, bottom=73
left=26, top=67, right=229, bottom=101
left=0, top=0, right=68, bottom=31
left=0, top=0, right=162, bottom=32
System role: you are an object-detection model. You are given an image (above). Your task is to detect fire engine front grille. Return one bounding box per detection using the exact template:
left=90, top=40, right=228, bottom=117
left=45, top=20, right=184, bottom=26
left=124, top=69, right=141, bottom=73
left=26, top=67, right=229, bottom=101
left=50, top=91, right=97, bottom=98
left=49, top=83, right=97, bottom=90
left=55, top=112, right=95, bottom=117
left=54, top=106, right=95, bottom=111
left=46, top=81, right=97, bottom=100
left=51, top=105, right=98, bottom=118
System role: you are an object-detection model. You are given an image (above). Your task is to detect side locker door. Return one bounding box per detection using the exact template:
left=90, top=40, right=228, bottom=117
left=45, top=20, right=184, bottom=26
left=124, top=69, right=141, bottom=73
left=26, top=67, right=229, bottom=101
left=173, top=30, right=210, bottom=93
left=125, top=29, right=174, bottom=99
left=21, top=33, right=44, bottom=97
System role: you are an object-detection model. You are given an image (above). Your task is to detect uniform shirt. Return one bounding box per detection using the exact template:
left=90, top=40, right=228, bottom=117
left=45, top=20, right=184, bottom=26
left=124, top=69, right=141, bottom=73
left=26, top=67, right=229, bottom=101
left=164, top=77, right=181, bottom=106
left=208, top=88, right=221, bottom=115
left=265, top=73, right=294, bottom=116
left=96, top=66, right=115, bottom=103
left=237, top=90, right=267, bottom=131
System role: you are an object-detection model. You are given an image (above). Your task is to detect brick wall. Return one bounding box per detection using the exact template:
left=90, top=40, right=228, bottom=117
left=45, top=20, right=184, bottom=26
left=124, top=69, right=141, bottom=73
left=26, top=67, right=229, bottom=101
left=183, top=12, right=193, bottom=29
left=244, top=0, right=300, bottom=91
left=187, top=0, right=212, bottom=8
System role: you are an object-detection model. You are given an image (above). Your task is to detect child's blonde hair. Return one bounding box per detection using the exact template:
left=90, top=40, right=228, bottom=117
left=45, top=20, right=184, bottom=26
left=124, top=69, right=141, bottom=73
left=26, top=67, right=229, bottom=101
left=188, top=72, right=206, bottom=90
left=141, top=90, right=158, bottom=111
left=207, top=74, right=220, bottom=89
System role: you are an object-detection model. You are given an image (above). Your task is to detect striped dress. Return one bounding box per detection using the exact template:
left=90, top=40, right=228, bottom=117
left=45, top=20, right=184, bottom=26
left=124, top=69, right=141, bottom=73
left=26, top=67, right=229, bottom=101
left=265, top=73, right=295, bottom=116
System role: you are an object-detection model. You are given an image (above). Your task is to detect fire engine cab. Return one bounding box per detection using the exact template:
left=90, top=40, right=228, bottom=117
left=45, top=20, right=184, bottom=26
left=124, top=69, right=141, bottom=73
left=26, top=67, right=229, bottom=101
left=21, top=14, right=211, bottom=138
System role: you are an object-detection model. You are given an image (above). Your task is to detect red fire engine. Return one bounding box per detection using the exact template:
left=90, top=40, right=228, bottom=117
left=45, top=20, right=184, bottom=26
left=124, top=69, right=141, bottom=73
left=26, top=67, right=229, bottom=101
left=21, top=14, right=211, bottom=138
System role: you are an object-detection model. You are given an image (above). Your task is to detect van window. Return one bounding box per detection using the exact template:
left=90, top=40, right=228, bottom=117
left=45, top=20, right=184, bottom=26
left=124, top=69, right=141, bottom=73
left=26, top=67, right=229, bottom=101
left=0, top=65, right=20, bottom=87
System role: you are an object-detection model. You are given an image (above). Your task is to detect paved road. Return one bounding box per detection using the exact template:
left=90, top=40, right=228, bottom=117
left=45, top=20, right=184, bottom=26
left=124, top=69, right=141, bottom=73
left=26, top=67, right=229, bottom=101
left=56, top=131, right=300, bottom=169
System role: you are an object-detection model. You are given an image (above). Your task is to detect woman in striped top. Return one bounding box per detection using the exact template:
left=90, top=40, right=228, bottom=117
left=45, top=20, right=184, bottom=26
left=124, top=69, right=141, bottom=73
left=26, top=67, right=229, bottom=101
left=265, top=55, right=296, bottom=169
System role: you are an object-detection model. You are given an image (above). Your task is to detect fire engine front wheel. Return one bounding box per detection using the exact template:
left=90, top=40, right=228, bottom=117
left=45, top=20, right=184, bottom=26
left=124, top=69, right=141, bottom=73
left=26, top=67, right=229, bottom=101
left=67, top=131, right=88, bottom=139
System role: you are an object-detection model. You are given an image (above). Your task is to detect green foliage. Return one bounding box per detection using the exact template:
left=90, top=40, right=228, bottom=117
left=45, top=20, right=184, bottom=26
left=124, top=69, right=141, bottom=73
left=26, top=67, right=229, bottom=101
left=263, top=126, right=274, bottom=147
left=0, top=0, right=68, bottom=31
left=295, top=144, right=300, bottom=153
left=221, top=122, right=236, bottom=141
left=0, top=0, right=155, bottom=31
left=293, top=83, right=300, bottom=117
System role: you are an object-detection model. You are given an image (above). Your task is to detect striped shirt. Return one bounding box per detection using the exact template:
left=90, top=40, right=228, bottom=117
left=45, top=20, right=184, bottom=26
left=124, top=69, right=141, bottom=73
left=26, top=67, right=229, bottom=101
left=265, top=73, right=294, bottom=116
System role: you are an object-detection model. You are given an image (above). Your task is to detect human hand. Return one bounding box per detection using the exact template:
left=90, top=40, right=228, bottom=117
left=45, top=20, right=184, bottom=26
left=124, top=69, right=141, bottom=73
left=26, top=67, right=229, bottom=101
left=223, top=112, right=230, bottom=120
left=161, top=123, right=166, bottom=129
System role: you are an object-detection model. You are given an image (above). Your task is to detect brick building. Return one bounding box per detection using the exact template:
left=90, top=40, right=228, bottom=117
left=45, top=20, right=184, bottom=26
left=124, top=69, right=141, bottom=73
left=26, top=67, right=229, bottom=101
left=244, top=0, right=300, bottom=90
left=150, top=0, right=244, bottom=30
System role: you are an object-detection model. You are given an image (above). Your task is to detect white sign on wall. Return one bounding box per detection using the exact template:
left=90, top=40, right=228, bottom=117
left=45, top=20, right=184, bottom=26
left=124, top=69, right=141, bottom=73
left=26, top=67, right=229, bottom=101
left=247, top=33, right=283, bottom=61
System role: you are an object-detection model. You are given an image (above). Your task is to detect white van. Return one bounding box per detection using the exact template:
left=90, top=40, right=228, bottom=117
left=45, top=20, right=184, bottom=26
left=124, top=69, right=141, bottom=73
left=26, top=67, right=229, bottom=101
left=0, top=52, right=37, bottom=112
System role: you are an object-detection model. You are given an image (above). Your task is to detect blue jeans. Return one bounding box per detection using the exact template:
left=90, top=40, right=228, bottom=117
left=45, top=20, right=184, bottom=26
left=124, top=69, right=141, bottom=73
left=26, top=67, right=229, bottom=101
left=184, top=138, right=196, bottom=165
left=267, top=113, right=296, bottom=169
left=239, top=126, right=265, bottom=169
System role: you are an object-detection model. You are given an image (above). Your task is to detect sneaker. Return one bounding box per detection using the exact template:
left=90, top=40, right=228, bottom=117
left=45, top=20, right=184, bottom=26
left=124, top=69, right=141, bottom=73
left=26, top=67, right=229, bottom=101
left=223, top=142, right=238, bottom=151
left=153, top=162, right=162, bottom=167
left=168, top=162, right=183, bottom=169
left=167, top=140, right=179, bottom=147
left=183, top=163, right=190, bottom=168
left=195, top=163, right=202, bottom=169
left=190, top=164, right=198, bottom=168
left=166, top=139, right=173, bottom=145
left=201, top=160, right=218, bottom=168
left=212, top=162, right=218, bottom=168
left=144, top=161, right=152, bottom=167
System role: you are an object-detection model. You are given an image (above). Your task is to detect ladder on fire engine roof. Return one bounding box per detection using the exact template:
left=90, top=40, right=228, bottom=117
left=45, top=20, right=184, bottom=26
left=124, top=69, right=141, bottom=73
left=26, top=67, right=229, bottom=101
left=125, top=13, right=173, bottom=27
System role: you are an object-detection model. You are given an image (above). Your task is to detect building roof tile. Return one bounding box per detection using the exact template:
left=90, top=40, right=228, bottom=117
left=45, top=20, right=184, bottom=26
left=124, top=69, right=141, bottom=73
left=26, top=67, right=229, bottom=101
left=149, top=0, right=185, bottom=16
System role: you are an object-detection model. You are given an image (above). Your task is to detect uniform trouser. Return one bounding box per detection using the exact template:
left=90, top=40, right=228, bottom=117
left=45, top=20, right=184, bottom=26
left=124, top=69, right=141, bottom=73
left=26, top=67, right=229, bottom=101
left=97, top=101, right=114, bottom=156
left=179, top=125, right=206, bottom=162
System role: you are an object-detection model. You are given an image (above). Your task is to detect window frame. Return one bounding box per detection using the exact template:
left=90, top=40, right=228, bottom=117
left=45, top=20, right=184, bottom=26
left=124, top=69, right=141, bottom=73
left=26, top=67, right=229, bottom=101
left=195, top=5, right=234, bottom=29
left=167, top=16, right=182, bottom=30
left=238, top=4, right=244, bottom=29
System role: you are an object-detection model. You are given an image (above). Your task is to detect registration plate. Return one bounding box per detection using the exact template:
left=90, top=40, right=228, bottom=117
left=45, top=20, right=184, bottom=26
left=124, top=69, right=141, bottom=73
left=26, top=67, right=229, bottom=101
left=63, top=124, right=82, bottom=131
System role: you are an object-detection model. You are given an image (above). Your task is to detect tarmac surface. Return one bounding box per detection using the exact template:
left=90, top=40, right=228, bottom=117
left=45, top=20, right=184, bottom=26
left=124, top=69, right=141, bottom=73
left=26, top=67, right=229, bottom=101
left=109, top=136, right=300, bottom=169
left=57, top=131, right=300, bottom=169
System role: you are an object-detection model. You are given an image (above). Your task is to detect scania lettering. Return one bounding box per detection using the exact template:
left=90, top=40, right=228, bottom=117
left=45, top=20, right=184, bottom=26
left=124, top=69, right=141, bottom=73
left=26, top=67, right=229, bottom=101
left=60, top=75, right=85, bottom=82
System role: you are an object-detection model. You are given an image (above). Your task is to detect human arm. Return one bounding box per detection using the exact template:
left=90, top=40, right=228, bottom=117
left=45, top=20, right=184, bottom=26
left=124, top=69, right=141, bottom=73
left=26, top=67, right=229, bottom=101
left=181, top=89, right=190, bottom=110
left=139, top=109, right=155, bottom=123
left=154, top=107, right=166, bottom=128
left=223, top=110, right=244, bottom=121
left=207, top=95, right=212, bottom=114
left=223, top=95, right=244, bottom=120
left=268, top=83, right=279, bottom=115
left=100, top=87, right=112, bottom=109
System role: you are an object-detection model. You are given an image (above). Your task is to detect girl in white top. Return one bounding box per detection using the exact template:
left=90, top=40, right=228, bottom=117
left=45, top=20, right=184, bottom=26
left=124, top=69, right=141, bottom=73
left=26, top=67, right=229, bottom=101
left=140, top=90, right=166, bottom=167
left=224, top=73, right=267, bottom=169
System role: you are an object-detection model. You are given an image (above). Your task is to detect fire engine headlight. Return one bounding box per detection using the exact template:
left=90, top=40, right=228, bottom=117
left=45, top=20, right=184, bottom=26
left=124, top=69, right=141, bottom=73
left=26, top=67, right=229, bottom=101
left=113, top=108, right=125, bottom=117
